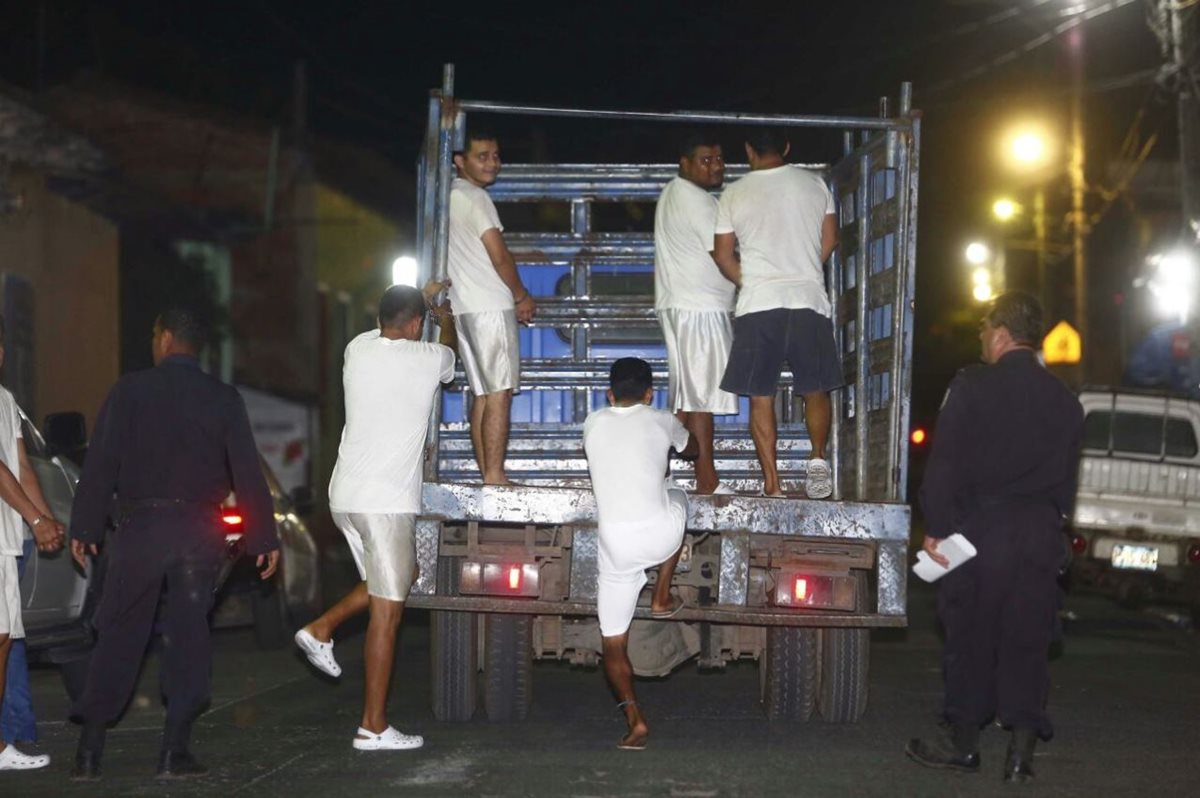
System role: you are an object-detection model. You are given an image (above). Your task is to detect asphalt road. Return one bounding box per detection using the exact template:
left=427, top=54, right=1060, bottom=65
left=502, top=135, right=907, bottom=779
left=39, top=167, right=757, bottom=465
left=5, top=571, right=1200, bottom=797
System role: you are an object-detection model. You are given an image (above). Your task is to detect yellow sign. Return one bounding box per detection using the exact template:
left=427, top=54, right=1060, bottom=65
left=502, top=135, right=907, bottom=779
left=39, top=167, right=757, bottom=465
left=1042, top=320, right=1081, bottom=365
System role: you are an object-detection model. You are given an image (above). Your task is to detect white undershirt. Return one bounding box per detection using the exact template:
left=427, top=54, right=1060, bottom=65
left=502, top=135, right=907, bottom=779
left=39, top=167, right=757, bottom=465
left=448, top=178, right=513, bottom=314
left=654, top=177, right=735, bottom=312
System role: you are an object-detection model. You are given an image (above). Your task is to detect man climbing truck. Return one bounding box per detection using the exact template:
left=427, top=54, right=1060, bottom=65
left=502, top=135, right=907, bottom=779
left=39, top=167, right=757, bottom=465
left=405, top=66, right=920, bottom=724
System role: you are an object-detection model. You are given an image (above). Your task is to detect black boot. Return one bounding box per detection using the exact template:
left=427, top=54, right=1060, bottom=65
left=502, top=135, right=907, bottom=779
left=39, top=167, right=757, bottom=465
left=905, top=723, right=981, bottom=773
left=156, top=749, right=209, bottom=779
left=1003, top=727, right=1037, bottom=783
left=70, top=723, right=105, bottom=781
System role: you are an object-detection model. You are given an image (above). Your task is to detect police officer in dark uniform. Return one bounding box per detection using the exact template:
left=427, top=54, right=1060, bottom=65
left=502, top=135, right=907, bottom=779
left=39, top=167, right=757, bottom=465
left=67, top=307, right=280, bottom=780
left=906, top=291, right=1082, bottom=783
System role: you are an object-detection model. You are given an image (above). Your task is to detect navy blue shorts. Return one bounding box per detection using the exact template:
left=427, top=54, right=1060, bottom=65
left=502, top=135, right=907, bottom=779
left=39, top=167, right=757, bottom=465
left=720, top=308, right=844, bottom=397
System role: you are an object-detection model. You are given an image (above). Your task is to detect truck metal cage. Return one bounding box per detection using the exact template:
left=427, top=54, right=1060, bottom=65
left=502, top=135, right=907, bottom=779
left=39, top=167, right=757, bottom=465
left=410, top=65, right=920, bottom=627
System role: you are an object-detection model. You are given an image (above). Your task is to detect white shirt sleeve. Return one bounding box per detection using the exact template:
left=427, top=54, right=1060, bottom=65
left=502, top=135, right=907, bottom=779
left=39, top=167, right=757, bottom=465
left=692, top=192, right=718, bottom=253
left=471, top=192, right=503, bottom=238
left=438, top=345, right=457, bottom=383
left=714, top=187, right=735, bottom=235
left=824, top=182, right=836, bottom=215
left=12, top=398, right=21, bottom=441
left=665, top=412, right=691, bottom=451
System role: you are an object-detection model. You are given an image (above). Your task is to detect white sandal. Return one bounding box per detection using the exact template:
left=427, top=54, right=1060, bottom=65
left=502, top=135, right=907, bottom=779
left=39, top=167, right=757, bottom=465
left=0, top=744, right=51, bottom=770
left=352, top=726, right=424, bottom=751
left=294, top=628, right=341, bottom=678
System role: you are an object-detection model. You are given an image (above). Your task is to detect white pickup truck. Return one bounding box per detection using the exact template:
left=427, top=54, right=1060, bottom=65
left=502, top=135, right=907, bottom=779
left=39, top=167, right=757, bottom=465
left=1069, top=388, right=1200, bottom=613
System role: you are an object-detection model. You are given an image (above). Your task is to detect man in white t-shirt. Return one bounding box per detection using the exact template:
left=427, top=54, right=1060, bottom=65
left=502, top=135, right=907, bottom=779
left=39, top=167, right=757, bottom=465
left=449, top=130, right=536, bottom=485
left=713, top=128, right=841, bottom=499
left=0, top=315, right=65, bottom=772
left=583, top=358, right=696, bottom=751
left=294, top=282, right=454, bottom=752
left=654, top=132, right=738, bottom=495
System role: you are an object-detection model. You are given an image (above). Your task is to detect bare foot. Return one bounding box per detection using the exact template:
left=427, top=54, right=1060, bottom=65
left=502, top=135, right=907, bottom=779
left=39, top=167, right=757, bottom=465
left=650, top=594, right=684, bottom=618
left=618, top=720, right=648, bottom=750
left=482, top=474, right=513, bottom=486
left=304, top=623, right=331, bottom=643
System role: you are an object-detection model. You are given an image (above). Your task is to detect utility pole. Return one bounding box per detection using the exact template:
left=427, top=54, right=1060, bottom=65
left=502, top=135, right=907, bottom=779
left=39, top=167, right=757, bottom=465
left=1164, top=0, right=1200, bottom=238
left=1068, top=25, right=1089, bottom=381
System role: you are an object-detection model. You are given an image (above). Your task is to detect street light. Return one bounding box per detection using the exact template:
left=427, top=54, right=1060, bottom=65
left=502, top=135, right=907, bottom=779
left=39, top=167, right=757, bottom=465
left=992, top=197, right=1020, bottom=222
left=965, top=241, right=991, bottom=265
left=1002, top=125, right=1053, bottom=172
left=1145, top=249, right=1198, bottom=324
left=392, top=255, right=419, bottom=287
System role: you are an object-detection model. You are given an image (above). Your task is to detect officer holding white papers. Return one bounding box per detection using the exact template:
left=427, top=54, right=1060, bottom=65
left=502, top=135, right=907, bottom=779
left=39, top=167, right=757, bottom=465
left=906, top=291, right=1083, bottom=784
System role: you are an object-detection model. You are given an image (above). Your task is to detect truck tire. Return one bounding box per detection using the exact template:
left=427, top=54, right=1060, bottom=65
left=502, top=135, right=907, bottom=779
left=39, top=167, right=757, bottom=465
left=760, top=626, right=819, bottom=721
left=482, top=613, right=533, bottom=721
left=431, top=557, right=477, bottom=721
left=819, top=574, right=870, bottom=723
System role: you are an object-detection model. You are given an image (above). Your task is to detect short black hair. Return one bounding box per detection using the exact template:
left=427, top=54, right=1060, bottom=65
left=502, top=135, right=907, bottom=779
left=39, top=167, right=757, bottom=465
left=678, top=130, right=720, bottom=160
left=378, top=285, right=426, bottom=328
left=459, top=127, right=499, bottom=155
left=609, top=357, right=653, bottom=402
left=157, top=306, right=211, bottom=351
left=986, top=290, right=1044, bottom=346
left=745, top=128, right=789, bottom=158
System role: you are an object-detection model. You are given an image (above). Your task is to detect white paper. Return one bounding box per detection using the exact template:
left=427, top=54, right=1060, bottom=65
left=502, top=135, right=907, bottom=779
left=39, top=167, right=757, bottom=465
left=913, top=533, right=978, bottom=583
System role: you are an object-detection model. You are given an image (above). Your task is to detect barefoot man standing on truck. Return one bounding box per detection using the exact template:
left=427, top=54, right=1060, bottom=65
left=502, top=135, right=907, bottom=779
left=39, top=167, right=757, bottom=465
left=712, top=128, right=841, bottom=498
left=448, top=129, right=537, bottom=485
left=583, top=357, right=697, bottom=750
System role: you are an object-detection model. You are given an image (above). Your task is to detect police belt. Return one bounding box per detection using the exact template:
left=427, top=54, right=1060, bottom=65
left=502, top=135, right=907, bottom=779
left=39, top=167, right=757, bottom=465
left=118, top=498, right=216, bottom=515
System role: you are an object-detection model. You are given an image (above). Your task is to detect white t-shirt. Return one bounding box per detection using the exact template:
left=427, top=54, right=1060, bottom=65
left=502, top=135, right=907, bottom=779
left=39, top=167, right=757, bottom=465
left=715, top=165, right=836, bottom=318
left=654, top=177, right=735, bottom=312
left=328, top=331, right=456, bottom=514
left=583, top=404, right=690, bottom=531
left=0, top=387, right=25, bottom=555
left=448, top=177, right=514, bottom=314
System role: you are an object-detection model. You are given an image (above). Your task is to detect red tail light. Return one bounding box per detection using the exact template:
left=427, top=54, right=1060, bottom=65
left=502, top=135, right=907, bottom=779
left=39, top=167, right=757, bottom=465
left=910, top=428, right=927, bottom=446
left=508, top=565, right=522, bottom=591
left=1070, top=534, right=1088, bottom=555
left=222, top=512, right=244, bottom=527
left=793, top=576, right=808, bottom=602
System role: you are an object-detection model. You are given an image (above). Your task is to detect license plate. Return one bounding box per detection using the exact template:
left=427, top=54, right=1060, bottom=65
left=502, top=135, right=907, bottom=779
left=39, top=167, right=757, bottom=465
left=1111, top=544, right=1158, bottom=572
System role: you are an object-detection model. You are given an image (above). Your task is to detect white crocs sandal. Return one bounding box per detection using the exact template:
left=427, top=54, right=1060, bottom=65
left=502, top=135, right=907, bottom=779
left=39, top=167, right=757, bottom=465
left=352, top=726, right=424, bottom=751
left=0, top=744, right=51, bottom=770
left=294, top=628, right=341, bottom=678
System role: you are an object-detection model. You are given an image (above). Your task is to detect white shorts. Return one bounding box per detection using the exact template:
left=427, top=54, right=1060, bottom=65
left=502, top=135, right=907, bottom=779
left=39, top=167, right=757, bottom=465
left=456, top=309, right=520, bottom=396
left=658, top=309, right=738, bottom=414
left=0, top=556, right=23, bottom=639
left=332, top=512, right=418, bottom=602
left=596, top=487, right=688, bottom=637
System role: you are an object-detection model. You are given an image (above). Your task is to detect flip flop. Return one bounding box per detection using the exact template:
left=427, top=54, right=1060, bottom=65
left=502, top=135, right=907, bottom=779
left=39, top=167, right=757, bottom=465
left=650, top=595, right=685, bottom=619
left=616, top=738, right=647, bottom=751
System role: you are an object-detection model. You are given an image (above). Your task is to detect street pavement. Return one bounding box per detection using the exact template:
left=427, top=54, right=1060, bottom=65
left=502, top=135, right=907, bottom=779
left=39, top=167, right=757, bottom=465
left=5, top=565, right=1200, bottom=797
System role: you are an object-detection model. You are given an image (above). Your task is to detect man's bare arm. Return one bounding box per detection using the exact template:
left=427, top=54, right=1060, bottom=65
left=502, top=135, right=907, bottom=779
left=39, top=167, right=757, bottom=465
left=0, top=458, right=62, bottom=552
left=481, top=228, right=537, bottom=323
left=713, top=233, right=741, bottom=286
left=820, top=214, right=839, bottom=263
left=17, top=439, right=54, bottom=519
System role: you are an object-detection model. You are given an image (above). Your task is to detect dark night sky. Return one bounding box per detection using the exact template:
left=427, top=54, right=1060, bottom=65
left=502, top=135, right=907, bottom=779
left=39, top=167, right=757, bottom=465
left=0, top=1, right=1172, bottom=418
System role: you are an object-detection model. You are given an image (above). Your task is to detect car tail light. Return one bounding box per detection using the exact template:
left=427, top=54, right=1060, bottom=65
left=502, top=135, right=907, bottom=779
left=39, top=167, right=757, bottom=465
left=1071, top=533, right=1089, bottom=555
left=1188, top=543, right=1200, bottom=565
left=772, top=572, right=857, bottom=611
left=221, top=507, right=244, bottom=544
left=459, top=561, right=540, bottom=598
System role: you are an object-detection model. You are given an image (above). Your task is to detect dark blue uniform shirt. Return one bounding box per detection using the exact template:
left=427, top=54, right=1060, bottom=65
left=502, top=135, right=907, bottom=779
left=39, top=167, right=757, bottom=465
left=71, top=354, right=279, bottom=555
left=920, top=349, right=1084, bottom=539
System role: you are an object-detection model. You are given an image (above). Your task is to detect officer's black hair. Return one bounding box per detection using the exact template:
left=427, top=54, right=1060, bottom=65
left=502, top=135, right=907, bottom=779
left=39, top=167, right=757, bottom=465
left=745, top=128, right=789, bottom=158
left=609, top=357, right=653, bottom=403
left=157, top=306, right=211, bottom=351
left=378, top=284, right=426, bottom=329
left=678, top=130, right=721, bottom=160
left=987, top=290, right=1043, bottom=347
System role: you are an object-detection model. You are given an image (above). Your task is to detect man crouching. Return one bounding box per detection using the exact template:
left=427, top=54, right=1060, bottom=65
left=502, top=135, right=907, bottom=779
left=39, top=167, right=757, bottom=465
left=582, top=358, right=697, bottom=750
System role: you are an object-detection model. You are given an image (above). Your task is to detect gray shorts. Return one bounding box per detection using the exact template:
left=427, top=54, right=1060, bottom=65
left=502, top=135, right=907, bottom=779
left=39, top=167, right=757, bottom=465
left=658, top=309, right=739, bottom=415
left=332, top=512, right=418, bottom=602
left=456, top=309, right=520, bottom=396
left=720, top=308, right=844, bottom=397
left=0, top=556, right=23, bottom=639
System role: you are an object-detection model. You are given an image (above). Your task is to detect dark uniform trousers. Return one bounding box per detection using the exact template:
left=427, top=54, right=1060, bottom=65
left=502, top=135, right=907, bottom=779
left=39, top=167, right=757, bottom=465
left=938, top=500, right=1063, bottom=740
left=75, top=506, right=226, bottom=751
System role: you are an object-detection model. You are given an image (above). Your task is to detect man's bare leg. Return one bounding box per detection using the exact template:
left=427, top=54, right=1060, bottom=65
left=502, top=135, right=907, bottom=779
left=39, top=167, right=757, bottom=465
left=802, top=391, right=832, bottom=460
left=749, top=395, right=780, bottom=495
left=650, top=545, right=683, bottom=615
left=481, top=389, right=513, bottom=485
left=601, top=633, right=648, bottom=749
left=689, top=412, right=719, bottom=493
left=359, top=596, right=404, bottom=735
left=304, top=582, right=369, bottom=643
left=469, top=393, right=487, bottom=477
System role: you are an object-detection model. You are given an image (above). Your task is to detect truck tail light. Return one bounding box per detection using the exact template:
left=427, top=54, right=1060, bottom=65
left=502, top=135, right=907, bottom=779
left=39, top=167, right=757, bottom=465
left=1188, top=543, right=1200, bottom=565
left=459, top=561, right=540, bottom=597
left=1070, top=533, right=1089, bottom=555
left=772, top=572, right=857, bottom=611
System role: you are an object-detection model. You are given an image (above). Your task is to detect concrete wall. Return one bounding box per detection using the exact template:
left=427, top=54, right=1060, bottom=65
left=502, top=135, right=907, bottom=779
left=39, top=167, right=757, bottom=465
left=0, top=166, right=119, bottom=430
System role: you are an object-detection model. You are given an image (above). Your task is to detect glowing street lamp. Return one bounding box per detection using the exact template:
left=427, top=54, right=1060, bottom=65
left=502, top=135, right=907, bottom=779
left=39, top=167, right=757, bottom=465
left=1000, top=124, right=1054, bottom=173
left=964, top=241, right=991, bottom=266
left=1145, top=249, right=1198, bottom=324
left=391, top=255, right=419, bottom=287
left=992, top=197, right=1020, bottom=222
